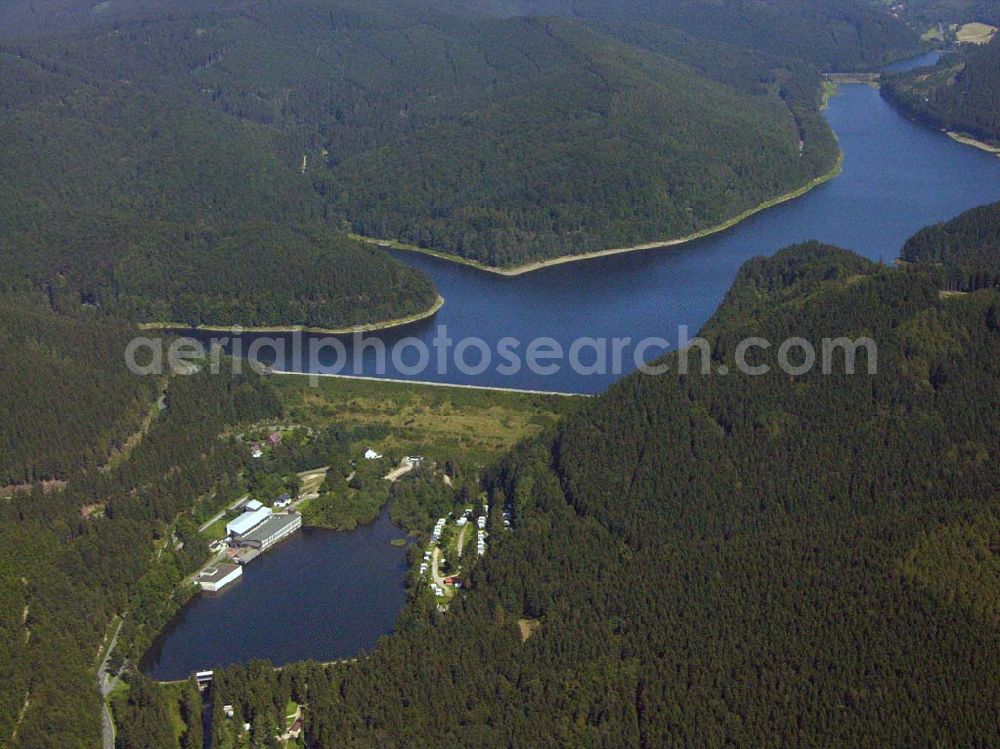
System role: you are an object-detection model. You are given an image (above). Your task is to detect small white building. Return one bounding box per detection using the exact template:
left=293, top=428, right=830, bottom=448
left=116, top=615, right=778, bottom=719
left=245, top=499, right=264, bottom=512
left=198, top=563, right=242, bottom=592
left=364, top=448, right=383, bottom=460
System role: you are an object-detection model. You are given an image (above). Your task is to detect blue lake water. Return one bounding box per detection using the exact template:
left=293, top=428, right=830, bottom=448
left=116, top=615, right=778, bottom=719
left=182, top=81, right=1000, bottom=394
left=882, top=50, right=941, bottom=72
left=141, top=508, right=408, bottom=680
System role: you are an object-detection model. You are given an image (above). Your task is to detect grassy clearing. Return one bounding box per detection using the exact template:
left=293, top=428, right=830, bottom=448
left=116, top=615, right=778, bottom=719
left=108, top=679, right=130, bottom=703
left=955, top=22, right=997, bottom=44
left=517, top=618, right=541, bottom=642
left=921, top=25, right=945, bottom=43
left=160, top=682, right=189, bottom=747
left=201, top=514, right=230, bottom=541
left=284, top=700, right=299, bottom=728
left=271, top=375, right=577, bottom=467
left=440, top=524, right=463, bottom=569
left=298, top=468, right=329, bottom=496
left=821, top=81, right=838, bottom=109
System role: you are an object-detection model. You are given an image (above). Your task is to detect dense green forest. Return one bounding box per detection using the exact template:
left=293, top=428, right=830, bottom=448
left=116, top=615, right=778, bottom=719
left=882, top=34, right=1000, bottom=145
left=902, top=199, right=1000, bottom=289
left=0, top=5, right=437, bottom=328
left=897, top=0, right=1000, bottom=26
left=0, top=354, right=281, bottom=748
left=0, top=0, right=853, bottom=268
left=0, top=0, right=920, bottom=70
left=326, top=17, right=841, bottom=265
left=0, top=1, right=973, bottom=746
left=0, top=300, right=157, bottom=486
left=436, top=0, right=921, bottom=70
left=192, top=210, right=1000, bottom=746
left=109, top=224, right=437, bottom=329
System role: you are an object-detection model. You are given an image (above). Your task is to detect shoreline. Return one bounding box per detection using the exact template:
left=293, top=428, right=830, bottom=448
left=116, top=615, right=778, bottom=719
left=946, top=131, right=1000, bottom=156
left=138, top=294, right=445, bottom=336
left=352, top=155, right=844, bottom=277
left=271, top=370, right=590, bottom=398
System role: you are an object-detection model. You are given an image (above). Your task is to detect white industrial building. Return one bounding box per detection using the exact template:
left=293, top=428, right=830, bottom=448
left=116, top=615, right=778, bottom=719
left=227, top=506, right=273, bottom=538
left=237, top=512, right=302, bottom=551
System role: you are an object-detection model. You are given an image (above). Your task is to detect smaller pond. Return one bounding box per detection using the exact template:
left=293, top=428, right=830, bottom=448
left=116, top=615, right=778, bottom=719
left=882, top=50, right=943, bottom=73
left=141, top=507, right=409, bottom=681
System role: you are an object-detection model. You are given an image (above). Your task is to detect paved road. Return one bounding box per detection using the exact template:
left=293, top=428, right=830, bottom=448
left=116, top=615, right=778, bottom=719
left=198, top=494, right=248, bottom=533
left=431, top=547, right=458, bottom=603
left=98, top=619, right=123, bottom=749
left=384, top=460, right=416, bottom=482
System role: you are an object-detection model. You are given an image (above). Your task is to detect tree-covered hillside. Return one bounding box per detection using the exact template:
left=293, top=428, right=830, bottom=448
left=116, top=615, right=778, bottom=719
left=1, top=0, right=843, bottom=269
left=902, top=199, right=1000, bottom=289
left=0, top=360, right=281, bottom=747
left=0, top=301, right=158, bottom=487
left=436, top=0, right=921, bottom=70
left=897, top=0, right=1000, bottom=27
left=0, top=10, right=438, bottom=329
left=326, top=17, right=840, bottom=265
left=201, top=213, right=1000, bottom=746
left=882, top=34, right=1000, bottom=145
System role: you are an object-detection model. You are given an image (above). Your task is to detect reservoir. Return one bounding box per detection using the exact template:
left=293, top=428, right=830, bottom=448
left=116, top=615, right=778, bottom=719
left=182, top=80, right=1000, bottom=394
left=141, top=507, right=408, bottom=681
left=147, top=72, right=1000, bottom=679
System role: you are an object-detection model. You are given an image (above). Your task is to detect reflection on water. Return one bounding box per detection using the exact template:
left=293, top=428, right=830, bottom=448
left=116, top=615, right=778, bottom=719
left=141, top=507, right=408, bottom=681
left=178, top=83, right=1000, bottom=394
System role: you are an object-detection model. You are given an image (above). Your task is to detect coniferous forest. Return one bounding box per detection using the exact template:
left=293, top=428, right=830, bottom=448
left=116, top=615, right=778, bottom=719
left=6, top=1, right=1000, bottom=747
left=182, top=205, right=1000, bottom=748
left=882, top=34, right=1000, bottom=146
left=0, top=359, right=282, bottom=746
left=0, top=26, right=438, bottom=329
left=900, top=0, right=1000, bottom=27
left=3, top=119, right=998, bottom=749
left=436, top=0, right=920, bottom=71
left=0, top=300, right=157, bottom=486
left=0, top=0, right=855, bottom=271
left=903, top=200, right=1000, bottom=290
